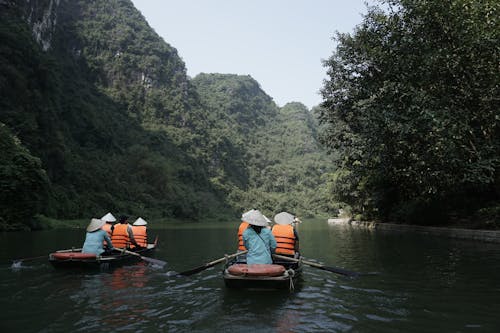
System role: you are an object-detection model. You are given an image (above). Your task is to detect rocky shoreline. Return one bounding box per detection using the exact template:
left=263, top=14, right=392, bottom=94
left=327, top=218, right=500, bottom=243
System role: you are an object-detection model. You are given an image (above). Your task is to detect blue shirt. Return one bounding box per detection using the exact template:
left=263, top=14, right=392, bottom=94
left=243, top=227, right=277, bottom=264
left=82, top=229, right=113, bottom=255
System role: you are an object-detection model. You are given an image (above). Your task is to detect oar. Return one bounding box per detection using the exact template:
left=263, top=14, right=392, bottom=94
left=113, top=248, right=166, bottom=267
left=179, top=250, right=248, bottom=276
left=11, top=254, right=47, bottom=264
left=273, top=254, right=361, bottom=277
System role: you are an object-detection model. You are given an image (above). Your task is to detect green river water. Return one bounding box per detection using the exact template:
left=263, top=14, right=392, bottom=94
left=1, top=220, right=499, bottom=332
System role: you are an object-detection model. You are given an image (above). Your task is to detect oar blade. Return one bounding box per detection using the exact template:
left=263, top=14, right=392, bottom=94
left=320, top=265, right=359, bottom=277
left=141, top=256, right=167, bottom=267
left=178, top=264, right=209, bottom=276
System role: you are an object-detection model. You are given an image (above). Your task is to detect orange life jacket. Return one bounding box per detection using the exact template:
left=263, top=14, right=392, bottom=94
left=102, top=223, right=114, bottom=238
left=272, top=224, right=296, bottom=255
left=237, top=222, right=249, bottom=251
left=102, top=223, right=114, bottom=247
left=112, top=223, right=130, bottom=249
left=130, top=225, right=147, bottom=248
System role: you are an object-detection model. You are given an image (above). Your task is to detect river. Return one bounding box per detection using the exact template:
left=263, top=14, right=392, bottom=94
left=1, top=220, right=499, bottom=332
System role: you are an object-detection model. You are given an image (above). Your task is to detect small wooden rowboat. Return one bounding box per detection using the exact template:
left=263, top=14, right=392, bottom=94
left=49, top=241, right=158, bottom=270
left=223, top=254, right=302, bottom=290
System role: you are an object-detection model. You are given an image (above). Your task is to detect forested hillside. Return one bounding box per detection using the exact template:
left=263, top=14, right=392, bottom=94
left=193, top=74, right=335, bottom=216
left=0, top=0, right=332, bottom=230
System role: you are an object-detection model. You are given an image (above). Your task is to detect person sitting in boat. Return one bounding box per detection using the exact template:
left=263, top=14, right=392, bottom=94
left=242, top=209, right=277, bottom=264
left=101, top=212, right=116, bottom=238
left=272, top=212, right=300, bottom=258
left=130, top=217, right=148, bottom=249
left=82, top=218, right=114, bottom=255
left=111, top=215, right=138, bottom=250
left=237, top=209, right=254, bottom=251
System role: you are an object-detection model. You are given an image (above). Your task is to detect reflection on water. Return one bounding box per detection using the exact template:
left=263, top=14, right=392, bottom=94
left=1, top=222, right=500, bottom=332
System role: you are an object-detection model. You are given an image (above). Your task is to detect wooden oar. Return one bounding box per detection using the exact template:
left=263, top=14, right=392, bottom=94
left=273, top=254, right=361, bottom=277
left=11, top=254, right=47, bottom=264
left=113, top=248, right=166, bottom=267
left=179, top=250, right=248, bottom=276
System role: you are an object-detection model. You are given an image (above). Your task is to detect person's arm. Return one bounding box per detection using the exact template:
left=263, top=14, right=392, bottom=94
left=243, top=230, right=249, bottom=250
left=269, top=230, right=277, bottom=253
left=127, top=225, right=139, bottom=246
left=104, top=232, right=113, bottom=249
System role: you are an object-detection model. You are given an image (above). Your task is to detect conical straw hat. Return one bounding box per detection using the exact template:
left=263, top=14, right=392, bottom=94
left=241, top=209, right=257, bottom=222
left=244, top=210, right=268, bottom=226
left=87, top=218, right=105, bottom=232
left=101, top=212, right=116, bottom=223
left=133, top=217, right=148, bottom=226
left=274, top=212, right=295, bottom=225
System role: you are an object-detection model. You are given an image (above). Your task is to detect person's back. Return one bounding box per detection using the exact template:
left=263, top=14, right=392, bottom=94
left=243, top=225, right=277, bottom=264
left=112, top=215, right=138, bottom=249
left=112, top=223, right=130, bottom=248
left=271, top=224, right=297, bottom=256
left=131, top=217, right=148, bottom=248
left=82, top=218, right=113, bottom=255
left=272, top=211, right=300, bottom=257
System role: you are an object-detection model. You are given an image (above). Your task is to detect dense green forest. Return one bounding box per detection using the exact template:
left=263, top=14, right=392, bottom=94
left=0, top=0, right=332, bottom=230
left=1, top=0, right=498, bottom=231
left=319, top=0, right=499, bottom=227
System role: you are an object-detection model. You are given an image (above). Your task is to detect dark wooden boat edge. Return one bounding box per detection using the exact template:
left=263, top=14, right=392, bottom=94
left=48, top=237, right=158, bottom=270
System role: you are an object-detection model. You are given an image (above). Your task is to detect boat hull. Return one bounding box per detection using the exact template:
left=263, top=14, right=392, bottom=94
left=49, top=244, right=156, bottom=270
left=223, top=256, right=302, bottom=290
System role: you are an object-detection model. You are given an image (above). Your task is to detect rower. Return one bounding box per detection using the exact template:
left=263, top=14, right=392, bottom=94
left=242, top=209, right=277, bottom=264
left=111, top=215, right=138, bottom=249
left=82, top=218, right=113, bottom=255
left=131, top=217, right=148, bottom=249
left=271, top=212, right=300, bottom=258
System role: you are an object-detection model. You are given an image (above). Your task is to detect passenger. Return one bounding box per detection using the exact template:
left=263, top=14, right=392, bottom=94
left=111, top=215, right=138, bottom=250
left=131, top=217, right=148, bottom=249
left=242, top=209, right=277, bottom=264
left=272, top=212, right=300, bottom=257
left=82, top=218, right=113, bottom=255
left=101, top=212, right=116, bottom=238
left=237, top=209, right=254, bottom=251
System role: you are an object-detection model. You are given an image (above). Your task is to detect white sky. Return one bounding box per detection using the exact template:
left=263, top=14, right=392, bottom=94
left=130, top=0, right=369, bottom=109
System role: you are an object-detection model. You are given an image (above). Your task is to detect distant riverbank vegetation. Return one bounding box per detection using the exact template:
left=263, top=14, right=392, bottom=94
left=0, top=0, right=497, bottom=231
left=319, top=0, right=499, bottom=228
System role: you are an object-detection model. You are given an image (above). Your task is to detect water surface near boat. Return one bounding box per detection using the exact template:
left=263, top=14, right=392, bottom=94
left=1, top=220, right=500, bottom=332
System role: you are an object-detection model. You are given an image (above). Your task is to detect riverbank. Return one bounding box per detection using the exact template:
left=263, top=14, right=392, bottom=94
left=327, top=218, right=500, bottom=243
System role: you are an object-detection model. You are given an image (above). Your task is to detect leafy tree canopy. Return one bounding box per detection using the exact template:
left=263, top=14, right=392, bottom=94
left=320, top=0, right=499, bottom=224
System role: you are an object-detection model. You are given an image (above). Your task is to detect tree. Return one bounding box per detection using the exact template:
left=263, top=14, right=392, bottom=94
left=320, top=0, right=499, bottom=224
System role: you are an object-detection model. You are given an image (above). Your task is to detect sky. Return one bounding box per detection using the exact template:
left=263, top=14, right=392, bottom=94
left=130, top=0, right=370, bottom=110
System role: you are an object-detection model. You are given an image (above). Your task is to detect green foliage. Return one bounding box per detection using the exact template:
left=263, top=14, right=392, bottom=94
left=0, top=0, right=336, bottom=230
left=193, top=73, right=336, bottom=217
left=320, top=0, right=499, bottom=224
left=0, top=124, right=50, bottom=230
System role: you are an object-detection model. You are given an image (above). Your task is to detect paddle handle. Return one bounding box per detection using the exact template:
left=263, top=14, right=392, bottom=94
left=206, top=250, right=248, bottom=266
left=274, top=254, right=331, bottom=268
left=273, top=254, right=359, bottom=276
left=114, top=247, right=141, bottom=257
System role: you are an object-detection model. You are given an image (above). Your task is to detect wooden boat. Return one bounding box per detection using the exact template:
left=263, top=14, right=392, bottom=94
left=222, top=254, right=302, bottom=290
left=49, top=240, right=158, bottom=270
